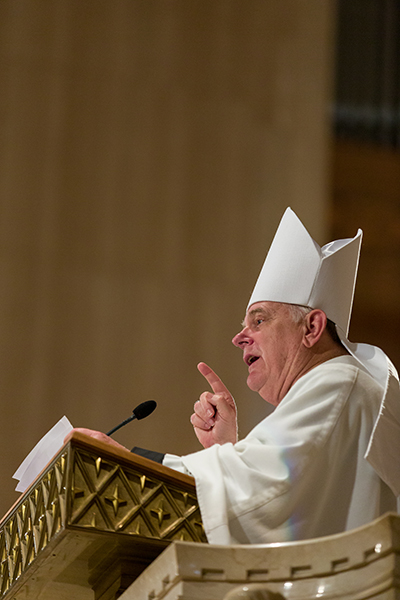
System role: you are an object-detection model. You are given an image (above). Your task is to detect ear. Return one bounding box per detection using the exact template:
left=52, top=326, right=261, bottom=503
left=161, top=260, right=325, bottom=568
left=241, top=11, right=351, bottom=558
left=302, top=309, right=327, bottom=348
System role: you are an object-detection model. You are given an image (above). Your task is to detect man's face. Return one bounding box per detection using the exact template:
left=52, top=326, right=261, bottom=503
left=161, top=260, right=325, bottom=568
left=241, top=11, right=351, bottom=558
left=232, top=301, right=305, bottom=406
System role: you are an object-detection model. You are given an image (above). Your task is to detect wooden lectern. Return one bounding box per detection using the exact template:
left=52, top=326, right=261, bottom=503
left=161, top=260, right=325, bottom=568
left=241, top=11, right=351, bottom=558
left=0, top=432, right=207, bottom=600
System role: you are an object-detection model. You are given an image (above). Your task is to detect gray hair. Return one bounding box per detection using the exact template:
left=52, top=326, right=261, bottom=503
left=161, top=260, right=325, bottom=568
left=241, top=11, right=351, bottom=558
left=286, top=304, right=313, bottom=323
left=286, top=303, right=343, bottom=346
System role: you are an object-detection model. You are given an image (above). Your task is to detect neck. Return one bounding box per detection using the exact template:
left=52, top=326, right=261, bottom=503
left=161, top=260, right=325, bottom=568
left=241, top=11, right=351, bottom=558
left=294, top=342, right=349, bottom=386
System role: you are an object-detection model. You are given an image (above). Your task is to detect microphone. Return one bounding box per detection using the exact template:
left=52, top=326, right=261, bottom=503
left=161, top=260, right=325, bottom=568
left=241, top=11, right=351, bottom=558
left=106, top=400, right=157, bottom=436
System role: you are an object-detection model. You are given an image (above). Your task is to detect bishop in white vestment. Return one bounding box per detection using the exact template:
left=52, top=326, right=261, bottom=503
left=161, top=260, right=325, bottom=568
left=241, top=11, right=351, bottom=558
left=73, top=208, right=400, bottom=544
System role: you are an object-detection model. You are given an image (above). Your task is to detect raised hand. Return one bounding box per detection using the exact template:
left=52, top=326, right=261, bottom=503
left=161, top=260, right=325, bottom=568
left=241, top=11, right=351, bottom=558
left=191, top=362, right=238, bottom=448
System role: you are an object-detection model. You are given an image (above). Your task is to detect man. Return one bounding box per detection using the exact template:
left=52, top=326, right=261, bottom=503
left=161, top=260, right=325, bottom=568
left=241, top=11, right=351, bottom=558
left=190, top=303, right=349, bottom=447
left=75, top=208, right=400, bottom=544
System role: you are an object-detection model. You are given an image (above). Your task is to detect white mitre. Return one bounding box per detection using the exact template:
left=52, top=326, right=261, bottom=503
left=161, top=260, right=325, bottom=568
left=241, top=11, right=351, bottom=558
left=248, top=207, right=400, bottom=497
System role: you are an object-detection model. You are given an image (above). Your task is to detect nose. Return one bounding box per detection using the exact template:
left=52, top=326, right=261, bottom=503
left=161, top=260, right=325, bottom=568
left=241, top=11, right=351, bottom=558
left=232, top=327, right=253, bottom=348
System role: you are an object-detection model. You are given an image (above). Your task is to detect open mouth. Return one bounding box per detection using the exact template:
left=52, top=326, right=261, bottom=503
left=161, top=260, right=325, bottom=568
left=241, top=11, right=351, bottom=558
left=246, top=355, right=260, bottom=366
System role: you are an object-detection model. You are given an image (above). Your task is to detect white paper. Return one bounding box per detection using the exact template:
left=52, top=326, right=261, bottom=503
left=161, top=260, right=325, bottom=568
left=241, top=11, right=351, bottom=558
left=13, top=416, right=73, bottom=493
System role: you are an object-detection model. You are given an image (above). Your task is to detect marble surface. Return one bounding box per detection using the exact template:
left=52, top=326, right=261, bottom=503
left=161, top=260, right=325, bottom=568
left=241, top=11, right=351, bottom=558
left=120, top=512, right=400, bottom=600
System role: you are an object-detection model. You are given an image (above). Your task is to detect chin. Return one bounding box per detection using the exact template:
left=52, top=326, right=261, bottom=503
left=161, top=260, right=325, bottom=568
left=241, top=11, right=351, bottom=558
left=247, top=375, right=264, bottom=393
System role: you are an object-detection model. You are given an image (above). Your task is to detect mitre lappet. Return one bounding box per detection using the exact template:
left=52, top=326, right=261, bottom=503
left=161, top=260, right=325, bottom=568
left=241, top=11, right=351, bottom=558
left=248, top=208, right=400, bottom=497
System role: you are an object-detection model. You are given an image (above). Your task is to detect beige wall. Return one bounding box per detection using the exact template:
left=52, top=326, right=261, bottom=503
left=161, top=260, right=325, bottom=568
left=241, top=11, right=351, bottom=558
left=332, top=140, right=400, bottom=370
left=0, top=0, right=334, bottom=515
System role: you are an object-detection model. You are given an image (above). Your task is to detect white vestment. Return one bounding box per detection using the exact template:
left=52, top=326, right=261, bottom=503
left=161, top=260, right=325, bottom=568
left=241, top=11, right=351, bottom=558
left=163, top=356, right=397, bottom=544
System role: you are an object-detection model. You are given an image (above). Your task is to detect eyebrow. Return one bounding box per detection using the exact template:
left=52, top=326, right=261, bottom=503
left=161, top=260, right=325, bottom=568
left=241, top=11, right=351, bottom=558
left=241, top=307, right=273, bottom=328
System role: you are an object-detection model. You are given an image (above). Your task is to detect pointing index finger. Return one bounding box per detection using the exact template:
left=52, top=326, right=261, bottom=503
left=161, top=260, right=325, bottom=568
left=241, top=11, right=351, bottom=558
left=197, top=362, right=230, bottom=395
